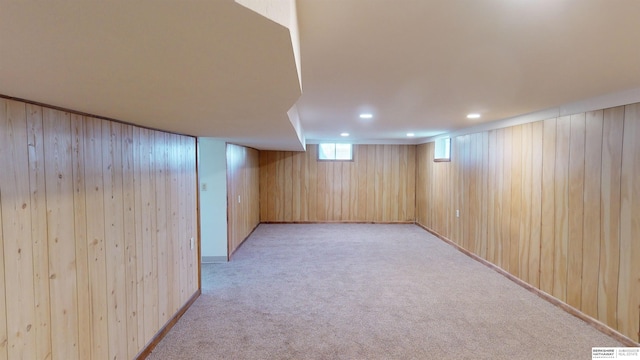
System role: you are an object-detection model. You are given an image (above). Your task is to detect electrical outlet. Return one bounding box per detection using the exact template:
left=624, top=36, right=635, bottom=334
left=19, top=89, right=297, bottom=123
left=456, top=209, right=460, bottom=218
left=190, top=237, right=194, bottom=250
left=201, top=183, right=207, bottom=191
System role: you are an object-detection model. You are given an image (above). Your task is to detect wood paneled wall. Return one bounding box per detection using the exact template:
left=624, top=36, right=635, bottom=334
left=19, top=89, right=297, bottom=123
left=0, top=98, right=199, bottom=360
left=259, top=144, right=416, bottom=222
left=227, top=143, right=260, bottom=256
left=416, top=104, right=640, bottom=342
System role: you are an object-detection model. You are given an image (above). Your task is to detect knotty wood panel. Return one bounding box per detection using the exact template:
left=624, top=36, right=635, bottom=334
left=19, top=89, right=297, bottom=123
left=227, top=144, right=260, bottom=257
left=0, top=97, right=199, bottom=359
left=44, top=108, right=80, bottom=360
left=0, top=99, right=37, bottom=359
left=71, top=115, right=91, bottom=360
left=259, top=144, right=416, bottom=223
left=26, top=104, right=51, bottom=360
left=415, top=102, right=640, bottom=342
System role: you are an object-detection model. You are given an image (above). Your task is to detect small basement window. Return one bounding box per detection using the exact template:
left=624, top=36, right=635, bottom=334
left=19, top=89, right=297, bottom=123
left=318, top=143, right=353, bottom=161
left=434, top=137, right=451, bottom=162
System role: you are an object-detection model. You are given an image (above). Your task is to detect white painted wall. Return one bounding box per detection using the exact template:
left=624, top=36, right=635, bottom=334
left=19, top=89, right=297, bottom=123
left=198, top=138, right=228, bottom=262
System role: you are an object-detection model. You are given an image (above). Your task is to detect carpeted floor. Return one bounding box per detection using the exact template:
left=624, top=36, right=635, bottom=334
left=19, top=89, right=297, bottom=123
left=148, top=223, right=622, bottom=359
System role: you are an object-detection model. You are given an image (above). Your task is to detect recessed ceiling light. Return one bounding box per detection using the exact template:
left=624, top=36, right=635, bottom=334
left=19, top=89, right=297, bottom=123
left=359, top=113, right=373, bottom=119
left=340, top=132, right=350, bottom=137
left=406, top=133, right=415, bottom=137
left=467, top=113, right=481, bottom=119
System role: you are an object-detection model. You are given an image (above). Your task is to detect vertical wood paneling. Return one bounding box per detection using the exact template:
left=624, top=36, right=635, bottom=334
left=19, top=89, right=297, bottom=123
left=342, top=161, right=351, bottom=221
left=567, top=114, right=586, bottom=309
left=227, top=144, right=260, bottom=257
left=553, top=116, right=571, bottom=302
left=366, top=146, right=376, bottom=221
left=132, top=127, right=146, bottom=352
left=519, top=123, right=533, bottom=282
left=292, top=152, right=302, bottom=221
left=259, top=152, right=269, bottom=221
left=180, top=135, right=191, bottom=305
left=415, top=101, right=640, bottom=342
left=331, top=157, right=340, bottom=220
left=479, top=132, right=489, bottom=259
left=316, top=158, right=327, bottom=221
left=529, top=121, right=544, bottom=289
left=540, top=118, right=557, bottom=294
left=26, top=104, right=52, bottom=360
left=71, top=115, right=91, bottom=360
left=308, top=145, right=318, bottom=221
left=103, top=122, right=127, bottom=359
left=0, top=99, right=36, bottom=360
left=582, top=110, right=603, bottom=319
left=259, top=145, right=416, bottom=223
left=501, top=128, right=513, bottom=272
left=122, top=125, right=139, bottom=358
left=0, top=97, right=198, bottom=360
left=619, top=103, right=640, bottom=341
left=84, top=117, right=109, bottom=359
left=598, top=107, right=624, bottom=328
left=44, top=108, right=79, bottom=360
left=156, top=131, right=170, bottom=323
left=494, top=130, right=505, bottom=266
left=487, top=131, right=498, bottom=264
left=284, top=153, right=293, bottom=222
left=357, top=146, right=368, bottom=221
left=406, top=145, right=416, bottom=222
left=509, top=126, right=522, bottom=277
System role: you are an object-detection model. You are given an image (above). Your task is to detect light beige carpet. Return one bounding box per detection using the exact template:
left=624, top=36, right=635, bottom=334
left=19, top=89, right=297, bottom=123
left=148, top=224, right=621, bottom=359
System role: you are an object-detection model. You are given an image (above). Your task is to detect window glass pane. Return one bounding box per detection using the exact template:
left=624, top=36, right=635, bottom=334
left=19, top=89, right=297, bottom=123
left=434, top=137, right=451, bottom=161
left=318, top=143, right=336, bottom=160
left=335, top=143, right=352, bottom=160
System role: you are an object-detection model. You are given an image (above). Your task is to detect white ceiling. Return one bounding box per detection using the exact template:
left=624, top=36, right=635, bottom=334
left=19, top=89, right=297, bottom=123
left=2, top=0, right=640, bottom=150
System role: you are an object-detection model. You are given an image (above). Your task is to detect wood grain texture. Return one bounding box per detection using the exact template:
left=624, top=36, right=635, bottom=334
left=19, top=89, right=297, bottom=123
left=227, top=144, right=260, bottom=257
left=259, top=145, right=416, bottom=223
left=26, top=103, right=51, bottom=360
left=509, top=125, right=522, bottom=277
left=582, top=110, right=603, bottom=319
left=619, top=103, right=640, bottom=341
left=598, top=107, right=624, bottom=330
left=0, top=98, right=199, bottom=359
left=84, top=117, right=110, bottom=359
left=519, top=123, right=533, bottom=283
left=44, top=108, right=80, bottom=360
left=553, top=116, right=571, bottom=302
left=529, top=121, right=544, bottom=289
left=0, top=99, right=37, bottom=359
left=71, top=115, right=91, bottom=360
left=567, top=114, right=585, bottom=309
left=415, top=101, right=640, bottom=342
left=540, top=118, right=557, bottom=295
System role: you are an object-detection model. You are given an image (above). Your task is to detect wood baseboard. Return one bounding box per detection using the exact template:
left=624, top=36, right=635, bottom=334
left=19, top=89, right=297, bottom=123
left=414, top=222, right=640, bottom=347
left=229, top=222, right=260, bottom=260
left=260, top=221, right=415, bottom=224
left=135, top=289, right=202, bottom=359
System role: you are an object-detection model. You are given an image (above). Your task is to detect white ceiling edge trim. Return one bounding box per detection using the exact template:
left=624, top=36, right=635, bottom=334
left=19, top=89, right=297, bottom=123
left=287, top=104, right=306, bottom=150
left=420, top=86, right=640, bottom=143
